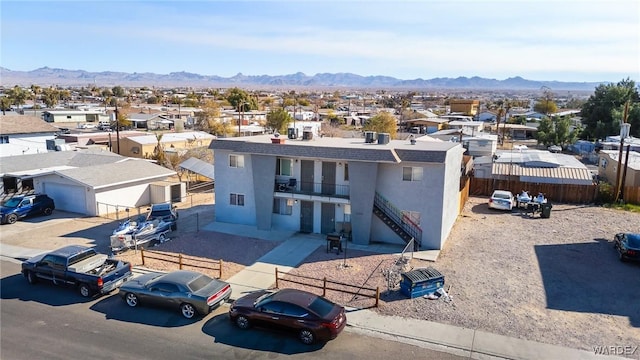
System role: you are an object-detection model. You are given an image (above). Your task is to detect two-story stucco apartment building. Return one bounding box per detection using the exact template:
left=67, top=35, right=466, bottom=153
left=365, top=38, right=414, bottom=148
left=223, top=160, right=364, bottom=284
left=209, top=133, right=465, bottom=250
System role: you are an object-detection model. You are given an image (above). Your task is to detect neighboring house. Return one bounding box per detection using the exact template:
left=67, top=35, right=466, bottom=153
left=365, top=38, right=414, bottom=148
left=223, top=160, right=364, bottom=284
left=0, top=150, right=180, bottom=215
left=209, top=134, right=465, bottom=250
left=449, top=99, right=479, bottom=116
left=56, top=130, right=148, bottom=148
left=597, top=150, right=640, bottom=188
left=404, top=118, right=449, bottom=134
left=42, top=110, right=109, bottom=123
left=0, top=114, right=59, bottom=156
left=473, top=149, right=594, bottom=185
left=476, top=111, right=498, bottom=122
left=447, top=120, right=485, bottom=136
left=494, top=123, right=538, bottom=140
left=599, top=136, right=640, bottom=153
left=127, top=113, right=165, bottom=129
left=424, top=131, right=498, bottom=158
left=118, top=131, right=215, bottom=158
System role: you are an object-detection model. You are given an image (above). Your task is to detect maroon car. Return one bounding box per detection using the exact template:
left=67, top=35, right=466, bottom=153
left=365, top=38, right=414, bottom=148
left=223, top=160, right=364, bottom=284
left=229, top=288, right=347, bottom=345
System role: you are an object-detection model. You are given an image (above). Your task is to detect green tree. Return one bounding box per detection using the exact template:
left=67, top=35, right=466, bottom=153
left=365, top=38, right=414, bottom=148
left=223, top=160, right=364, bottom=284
left=363, top=111, right=397, bottom=139
left=226, top=87, right=256, bottom=111
left=42, top=87, right=60, bottom=108
left=533, top=88, right=558, bottom=116
left=112, top=86, right=125, bottom=97
left=7, top=86, right=28, bottom=108
left=0, top=96, right=11, bottom=115
left=266, top=108, right=292, bottom=134
left=580, top=78, right=639, bottom=140
left=152, top=133, right=166, bottom=165
left=535, top=117, right=580, bottom=147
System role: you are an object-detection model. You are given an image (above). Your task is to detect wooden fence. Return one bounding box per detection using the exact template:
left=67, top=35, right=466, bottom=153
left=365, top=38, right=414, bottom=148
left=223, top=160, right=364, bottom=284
left=470, top=177, right=598, bottom=204
left=275, top=268, right=380, bottom=308
left=622, top=186, right=640, bottom=205
left=140, top=248, right=223, bottom=279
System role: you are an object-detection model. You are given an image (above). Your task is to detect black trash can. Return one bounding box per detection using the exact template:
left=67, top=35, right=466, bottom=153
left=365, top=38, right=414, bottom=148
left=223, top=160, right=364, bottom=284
left=540, top=203, right=552, bottom=218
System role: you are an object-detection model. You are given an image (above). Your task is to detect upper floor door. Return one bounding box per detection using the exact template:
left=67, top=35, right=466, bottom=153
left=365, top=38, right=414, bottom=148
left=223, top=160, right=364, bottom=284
left=321, top=162, right=336, bottom=195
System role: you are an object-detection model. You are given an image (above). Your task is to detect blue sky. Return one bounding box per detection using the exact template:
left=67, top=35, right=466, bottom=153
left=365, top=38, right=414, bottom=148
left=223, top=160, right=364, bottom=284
left=1, top=0, right=638, bottom=82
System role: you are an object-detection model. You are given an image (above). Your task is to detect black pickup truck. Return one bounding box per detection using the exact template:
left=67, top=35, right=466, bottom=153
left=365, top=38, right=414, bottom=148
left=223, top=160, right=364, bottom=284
left=21, top=245, right=134, bottom=297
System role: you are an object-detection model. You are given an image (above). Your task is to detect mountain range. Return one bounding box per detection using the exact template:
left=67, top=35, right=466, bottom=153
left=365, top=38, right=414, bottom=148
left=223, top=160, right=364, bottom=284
left=0, top=67, right=602, bottom=91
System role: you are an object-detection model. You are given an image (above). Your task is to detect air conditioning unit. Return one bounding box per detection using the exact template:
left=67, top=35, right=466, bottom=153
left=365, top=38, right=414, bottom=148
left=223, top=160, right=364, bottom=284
left=364, top=131, right=377, bottom=143
left=377, top=133, right=390, bottom=145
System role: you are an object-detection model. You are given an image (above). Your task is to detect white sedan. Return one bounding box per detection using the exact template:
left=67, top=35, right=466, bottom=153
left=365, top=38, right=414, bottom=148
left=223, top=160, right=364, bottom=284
left=488, top=190, right=515, bottom=211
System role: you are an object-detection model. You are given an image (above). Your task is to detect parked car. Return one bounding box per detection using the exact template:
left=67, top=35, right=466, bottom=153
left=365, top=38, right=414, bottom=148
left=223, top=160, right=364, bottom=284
left=147, top=202, right=178, bottom=231
left=1, top=194, right=55, bottom=225
left=488, top=190, right=515, bottom=211
left=22, top=245, right=133, bottom=297
left=613, top=233, right=640, bottom=262
left=119, top=270, right=232, bottom=319
left=229, top=288, right=347, bottom=345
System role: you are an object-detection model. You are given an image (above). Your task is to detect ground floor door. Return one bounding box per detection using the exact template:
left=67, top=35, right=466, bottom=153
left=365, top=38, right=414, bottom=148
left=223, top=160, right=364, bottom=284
left=300, top=201, right=314, bottom=233
left=321, top=202, right=335, bottom=234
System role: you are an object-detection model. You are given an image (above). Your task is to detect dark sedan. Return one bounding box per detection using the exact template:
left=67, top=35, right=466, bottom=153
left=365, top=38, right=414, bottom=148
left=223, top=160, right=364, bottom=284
left=229, top=288, right=347, bottom=345
left=614, top=233, right=640, bottom=262
left=119, top=270, right=232, bottom=319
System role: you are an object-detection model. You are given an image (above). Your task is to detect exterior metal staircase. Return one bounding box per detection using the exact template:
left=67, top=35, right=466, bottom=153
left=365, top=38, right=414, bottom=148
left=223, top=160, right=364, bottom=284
left=373, top=192, right=422, bottom=250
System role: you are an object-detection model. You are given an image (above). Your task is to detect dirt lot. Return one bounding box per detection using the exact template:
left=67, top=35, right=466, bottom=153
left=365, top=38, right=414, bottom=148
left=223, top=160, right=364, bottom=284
left=283, top=197, right=640, bottom=354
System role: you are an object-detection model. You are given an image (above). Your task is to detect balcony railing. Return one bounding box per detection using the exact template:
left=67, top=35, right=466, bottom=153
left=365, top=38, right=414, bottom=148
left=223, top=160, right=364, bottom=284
left=274, top=179, right=349, bottom=198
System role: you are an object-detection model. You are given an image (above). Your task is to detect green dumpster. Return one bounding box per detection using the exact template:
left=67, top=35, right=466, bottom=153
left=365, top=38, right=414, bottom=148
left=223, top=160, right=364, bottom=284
left=541, top=203, right=552, bottom=218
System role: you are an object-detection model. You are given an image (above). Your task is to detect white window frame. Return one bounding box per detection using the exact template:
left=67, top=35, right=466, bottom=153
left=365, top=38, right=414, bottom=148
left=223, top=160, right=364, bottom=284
left=229, top=154, right=244, bottom=168
left=402, top=166, right=423, bottom=181
left=276, top=158, right=293, bottom=176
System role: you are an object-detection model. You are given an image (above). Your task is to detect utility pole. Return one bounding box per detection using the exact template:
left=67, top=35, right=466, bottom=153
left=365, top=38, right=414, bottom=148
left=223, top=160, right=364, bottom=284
left=115, top=103, right=120, bottom=155
left=613, top=100, right=630, bottom=203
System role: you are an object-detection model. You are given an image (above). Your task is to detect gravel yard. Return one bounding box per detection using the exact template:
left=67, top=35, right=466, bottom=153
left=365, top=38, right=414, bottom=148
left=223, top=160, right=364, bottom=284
left=116, top=196, right=640, bottom=354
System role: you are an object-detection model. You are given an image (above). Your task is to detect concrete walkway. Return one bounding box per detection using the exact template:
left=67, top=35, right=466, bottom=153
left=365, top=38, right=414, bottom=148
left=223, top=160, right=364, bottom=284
left=0, top=226, right=625, bottom=360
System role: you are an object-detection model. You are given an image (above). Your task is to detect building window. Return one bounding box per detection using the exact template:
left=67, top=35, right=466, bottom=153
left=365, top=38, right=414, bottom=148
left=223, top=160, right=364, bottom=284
left=344, top=163, right=349, bottom=181
left=0, top=135, right=9, bottom=144
left=276, top=158, right=293, bottom=176
left=402, top=167, right=423, bottom=181
left=66, top=115, right=72, bottom=119
left=272, top=198, right=293, bottom=215
left=229, top=154, right=244, bottom=168
left=230, top=193, right=245, bottom=206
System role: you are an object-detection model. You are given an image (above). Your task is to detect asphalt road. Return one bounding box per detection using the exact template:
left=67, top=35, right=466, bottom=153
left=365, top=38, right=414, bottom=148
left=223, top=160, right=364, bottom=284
left=0, top=260, right=465, bottom=360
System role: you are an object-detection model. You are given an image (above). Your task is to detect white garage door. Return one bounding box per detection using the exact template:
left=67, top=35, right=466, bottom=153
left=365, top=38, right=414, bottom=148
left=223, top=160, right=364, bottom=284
left=44, top=183, right=87, bottom=214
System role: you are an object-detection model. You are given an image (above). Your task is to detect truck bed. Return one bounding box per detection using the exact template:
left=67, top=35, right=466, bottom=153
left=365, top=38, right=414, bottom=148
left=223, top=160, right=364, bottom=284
left=67, top=254, right=109, bottom=273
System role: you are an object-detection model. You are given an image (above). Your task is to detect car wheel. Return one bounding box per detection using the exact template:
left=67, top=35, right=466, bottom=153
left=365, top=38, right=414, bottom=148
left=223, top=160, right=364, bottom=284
left=158, top=234, right=166, bottom=243
left=180, top=303, right=196, bottom=319
left=125, top=293, right=139, bottom=307
left=43, top=207, right=53, bottom=216
left=235, top=315, right=251, bottom=329
left=26, top=271, right=38, bottom=284
left=78, top=283, right=92, bottom=297
left=298, top=329, right=315, bottom=345
left=6, top=214, right=18, bottom=224
left=619, top=251, right=626, bottom=262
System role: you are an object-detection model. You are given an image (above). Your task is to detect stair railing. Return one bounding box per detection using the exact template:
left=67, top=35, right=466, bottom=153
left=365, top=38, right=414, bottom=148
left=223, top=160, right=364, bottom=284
left=373, top=192, right=422, bottom=243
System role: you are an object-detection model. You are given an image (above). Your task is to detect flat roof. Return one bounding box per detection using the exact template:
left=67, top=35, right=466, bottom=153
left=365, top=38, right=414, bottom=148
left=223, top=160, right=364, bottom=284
left=209, top=134, right=461, bottom=164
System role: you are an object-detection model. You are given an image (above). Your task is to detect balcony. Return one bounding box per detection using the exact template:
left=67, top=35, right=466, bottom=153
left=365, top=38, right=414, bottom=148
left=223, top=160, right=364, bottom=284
left=274, top=179, right=349, bottom=198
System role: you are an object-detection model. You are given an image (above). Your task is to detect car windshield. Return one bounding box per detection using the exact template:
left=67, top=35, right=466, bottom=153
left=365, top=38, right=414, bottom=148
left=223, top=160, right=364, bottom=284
left=308, top=296, right=336, bottom=317
left=150, top=209, right=172, bottom=217
left=493, top=193, right=511, bottom=200
left=144, top=273, right=164, bottom=286
left=2, top=198, right=21, bottom=208
left=187, top=274, right=214, bottom=292
left=254, top=291, right=276, bottom=306
left=626, top=234, right=640, bottom=248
